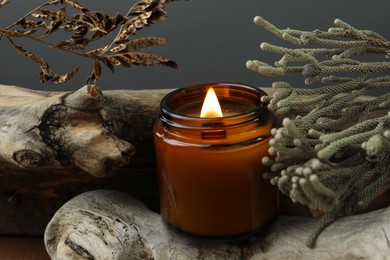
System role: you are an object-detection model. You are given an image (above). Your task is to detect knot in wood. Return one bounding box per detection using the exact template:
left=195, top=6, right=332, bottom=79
left=13, top=149, right=43, bottom=167
left=39, top=104, right=69, bottom=166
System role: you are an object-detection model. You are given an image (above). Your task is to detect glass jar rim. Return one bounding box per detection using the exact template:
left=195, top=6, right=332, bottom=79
left=159, top=82, right=270, bottom=128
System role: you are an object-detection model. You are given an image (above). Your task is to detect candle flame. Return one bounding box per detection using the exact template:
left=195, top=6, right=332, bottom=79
left=200, top=87, right=223, bottom=118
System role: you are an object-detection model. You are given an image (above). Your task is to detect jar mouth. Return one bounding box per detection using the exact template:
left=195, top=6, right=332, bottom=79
left=160, top=83, right=269, bottom=128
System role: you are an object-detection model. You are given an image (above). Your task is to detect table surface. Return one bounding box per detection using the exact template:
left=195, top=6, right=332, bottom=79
left=0, top=237, right=49, bottom=260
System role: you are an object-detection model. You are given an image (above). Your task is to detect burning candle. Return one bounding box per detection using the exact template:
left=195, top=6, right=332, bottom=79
left=154, top=83, right=278, bottom=239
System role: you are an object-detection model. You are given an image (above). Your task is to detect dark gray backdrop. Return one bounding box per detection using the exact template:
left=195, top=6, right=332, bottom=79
left=0, top=0, right=388, bottom=92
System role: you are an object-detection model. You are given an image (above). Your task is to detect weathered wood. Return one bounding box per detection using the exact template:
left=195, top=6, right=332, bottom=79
left=0, top=84, right=166, bottom=175
left=45, top=190, right=390, bottom=260
left=0, top=84, right=175, bottom=235
left=0, top=166, right=160, bottom=235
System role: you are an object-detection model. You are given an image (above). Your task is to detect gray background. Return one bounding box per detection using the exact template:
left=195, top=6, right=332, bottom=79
left=0, top=0, right=388, bottom=92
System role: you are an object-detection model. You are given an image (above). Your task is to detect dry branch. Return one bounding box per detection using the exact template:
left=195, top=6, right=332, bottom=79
left=0, top=0, right=178, bottom=84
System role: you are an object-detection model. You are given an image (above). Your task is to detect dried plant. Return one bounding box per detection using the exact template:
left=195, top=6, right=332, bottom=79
left=247, top=17, right=390, bottom=247
left=0, top=0, right=178, bottom=84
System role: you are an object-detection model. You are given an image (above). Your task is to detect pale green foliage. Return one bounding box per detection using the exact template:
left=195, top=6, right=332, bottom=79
left=247, top=16, right=390, bottom=247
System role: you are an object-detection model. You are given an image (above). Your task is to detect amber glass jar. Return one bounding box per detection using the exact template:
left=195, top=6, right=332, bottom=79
left=154, top=83, right=278, bottom=239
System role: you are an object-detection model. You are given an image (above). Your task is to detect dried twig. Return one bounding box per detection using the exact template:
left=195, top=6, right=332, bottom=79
left=0, top=0, right=178, bottom=84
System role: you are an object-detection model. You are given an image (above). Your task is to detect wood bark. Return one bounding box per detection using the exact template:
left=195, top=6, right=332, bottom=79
left=44, top=189, right=390, bottom=260
left=0, top=84, right=181, bottom=235
left=0, top=84, right=171, bottom=175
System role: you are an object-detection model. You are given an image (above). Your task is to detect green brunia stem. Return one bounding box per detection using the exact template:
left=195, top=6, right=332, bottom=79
left=247, top=16, right=390, bottom=247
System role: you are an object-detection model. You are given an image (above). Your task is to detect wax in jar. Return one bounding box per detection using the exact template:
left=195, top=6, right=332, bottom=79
left=154, top=83, right=278, bottom=239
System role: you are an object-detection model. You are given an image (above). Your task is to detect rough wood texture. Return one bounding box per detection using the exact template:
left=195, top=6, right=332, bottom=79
left=0, top=84, right=160, bottom=176
left=0, top=84, right=178, bottom=235
left=45, top=190, right=390, bottom=260
left=0, top=83, right=202, bottom=231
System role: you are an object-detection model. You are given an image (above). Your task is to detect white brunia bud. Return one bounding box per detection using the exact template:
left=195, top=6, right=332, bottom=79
left=311, top=159, right=322, bottom=169
left=261, top=156, right=272, bottom=166
left=282, top=118, right=292, bottom=127
left=293, top=138, right=302, bottom=147
left=303, top=167, right=313, bottom=176
left=295, top=167, right=303, bottom=175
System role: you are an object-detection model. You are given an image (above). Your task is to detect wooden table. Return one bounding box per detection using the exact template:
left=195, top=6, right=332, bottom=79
left=0, top=237, right=49, bottom=260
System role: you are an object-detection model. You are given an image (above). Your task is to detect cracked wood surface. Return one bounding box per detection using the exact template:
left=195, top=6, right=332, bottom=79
left=45, top=190, right=390, bottom=260
left=0, top=84, right=172, bottom=235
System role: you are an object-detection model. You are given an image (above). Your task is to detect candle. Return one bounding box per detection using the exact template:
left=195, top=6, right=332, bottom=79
left=154, top=83, right=278, bottom=239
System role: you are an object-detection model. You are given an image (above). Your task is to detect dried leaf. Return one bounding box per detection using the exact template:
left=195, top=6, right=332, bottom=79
left=61, top=24, right=80, bottom=31
left=114, top=15, right=150, bottom=43
left=115, top=0, right=168, bottom=43
left=127, top=53, right=178, bottom=69
left=57, top=26, right=88, bottom=49
left=90, top=13, right=127, bottom=41
left=102, top=52, right=178, bottom=70
left=107, top=13, right=127, bottom=30
left=84, top=45, right=109, bottom=56
left=141, top=0, right=168, bottom=20
left=0, top=0, right=10, bottom=9
left=127, top=0, right=164, bottom=16
left=110, top=37, right=166, bottom=53
left=105, top=56, right=121, bottom=66
left=64, top=0, right=88, bottom=12
left=39, top=20, right=63, bottom=38
left=39, top=7, right=67, bottom=22
left=7, top=36, right=48, bottom=68
left=6, top=36, right=57, bottom=83
left=86, top=60, right=102, bottom=84
left=48, top=0, right=63, bottom=4
left=51, top=66, right=79, bottom=84
left=113, top=54, right=132, bottom=67
left=149, top=8, right=167, bottom=23
left=100, top=57, right=116, bottom=73
left=15, top=29, right=37, bottom=36
left=70, top=26, right=88, bottom=40
left=0, top=28, right=37, bottom=37
left=58, top=39, right=89, bottom=50
left=31, top=13, right=50, bottom=20
left=16, top=18, right=47, bottom=29
left=57, top=6, right=67, bottom=21
left=80, top=11, right=108, bottom=33
left=89, top=31, right=106, bottom=42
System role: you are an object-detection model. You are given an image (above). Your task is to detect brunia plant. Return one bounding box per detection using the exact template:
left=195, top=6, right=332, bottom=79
left=247, top=16, right=390, bottom=247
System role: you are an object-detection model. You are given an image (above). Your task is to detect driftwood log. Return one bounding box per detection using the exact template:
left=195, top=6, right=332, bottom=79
left=44, top=189, right=390, bottom=260
left=0, top=83, right=183, bottom=234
